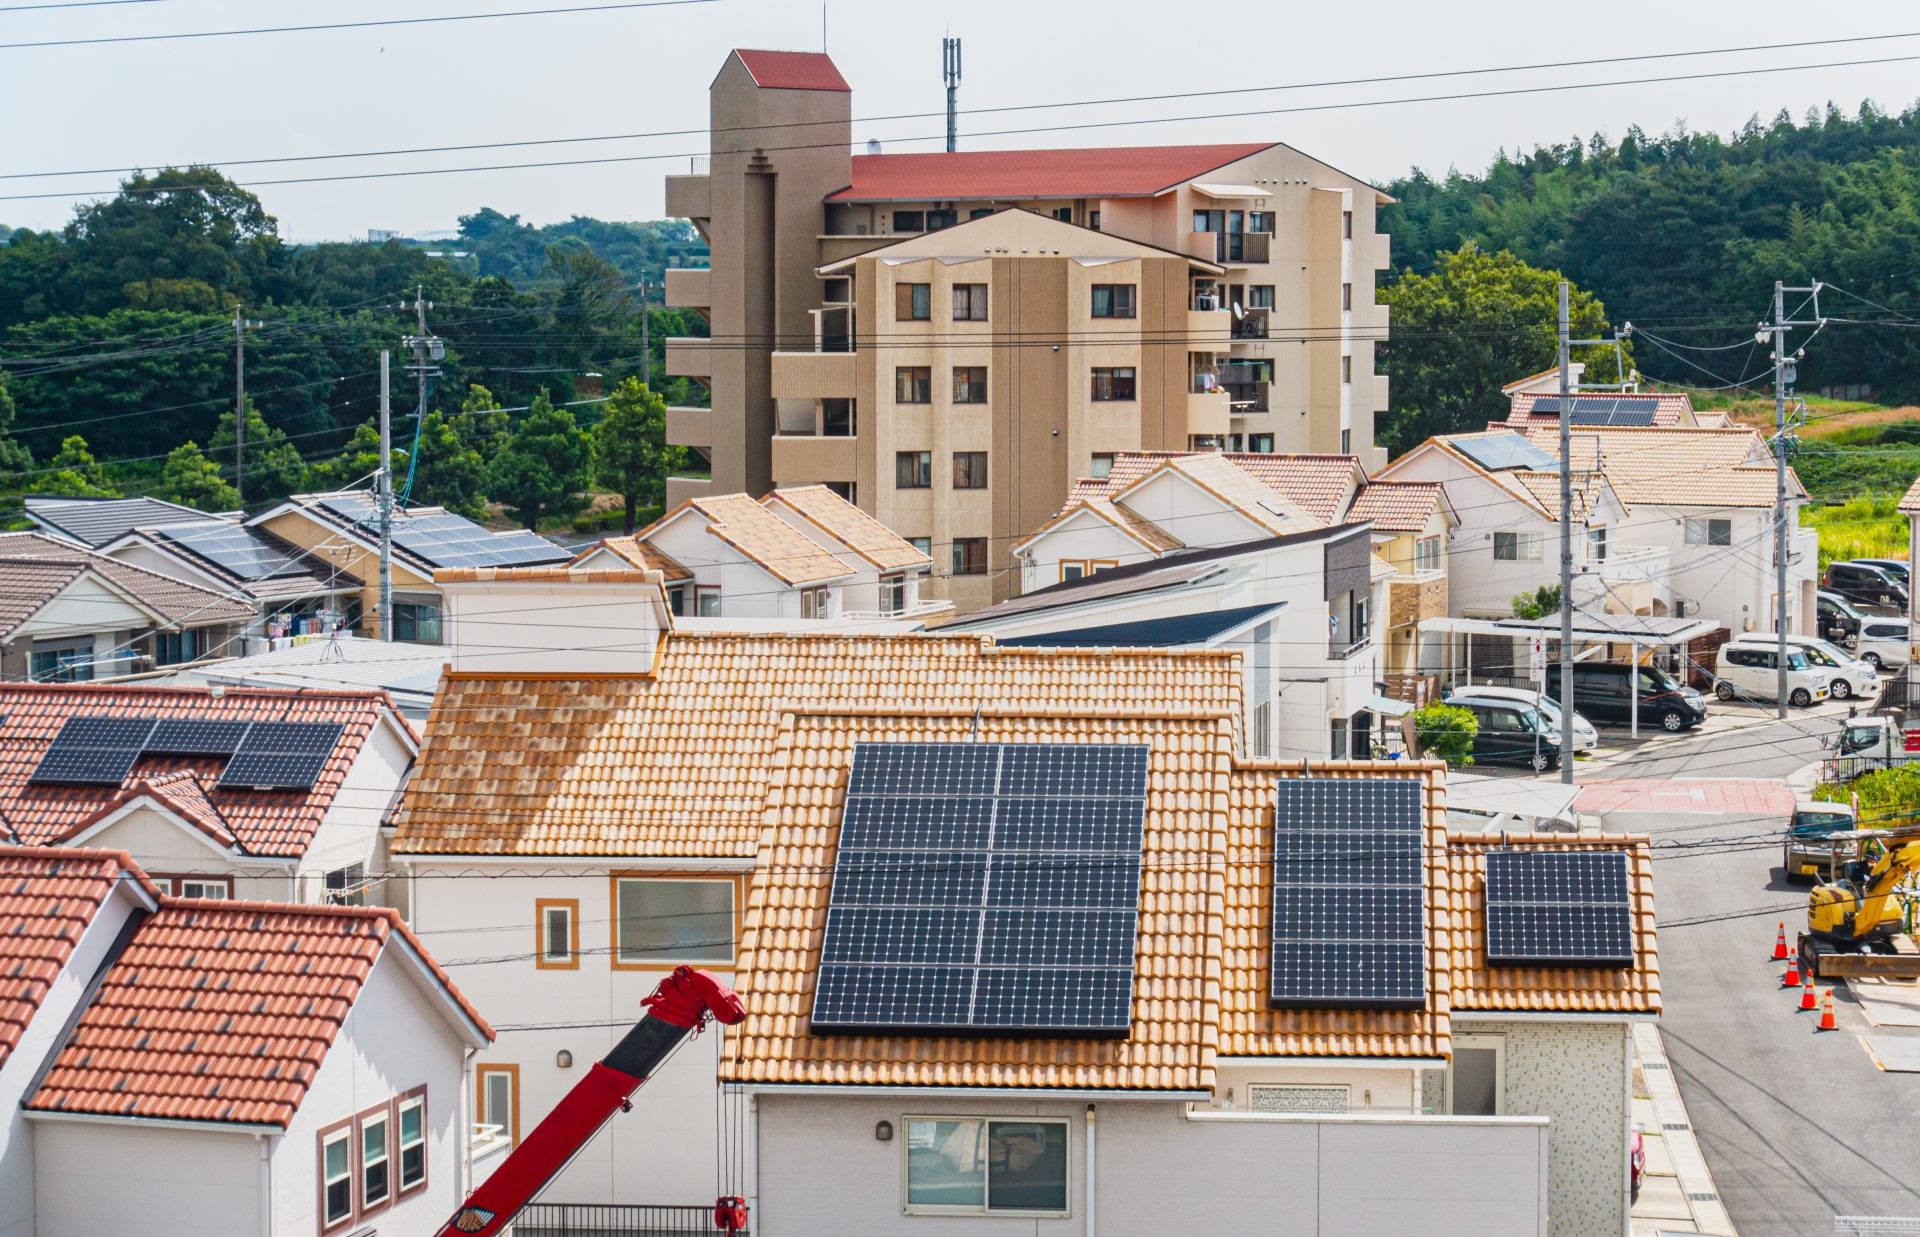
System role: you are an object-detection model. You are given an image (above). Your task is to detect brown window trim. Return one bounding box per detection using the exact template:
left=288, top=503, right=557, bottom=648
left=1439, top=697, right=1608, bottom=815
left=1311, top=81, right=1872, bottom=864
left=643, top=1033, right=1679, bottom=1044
left=476, top=1064, right=521, bottom=1149
left=395, top=1084, right=429, bottom=1200
left=534, top=898, right=580, bottom=970
left=317, top=1116, right=356, bottom=1236
left=354, top=1100, right=395, bottom=1220
left=606, top=872, right=745, bottom=973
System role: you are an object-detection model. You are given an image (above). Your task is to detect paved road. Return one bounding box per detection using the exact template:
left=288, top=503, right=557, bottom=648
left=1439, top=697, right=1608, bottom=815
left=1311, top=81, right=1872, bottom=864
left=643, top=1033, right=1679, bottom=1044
left=1585, top=717, right=1829, bottom=783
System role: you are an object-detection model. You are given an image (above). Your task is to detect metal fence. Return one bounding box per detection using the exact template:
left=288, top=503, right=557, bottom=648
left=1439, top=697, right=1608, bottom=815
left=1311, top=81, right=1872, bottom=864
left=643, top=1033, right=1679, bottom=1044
left=515, top=1205, right=739, bottom=1237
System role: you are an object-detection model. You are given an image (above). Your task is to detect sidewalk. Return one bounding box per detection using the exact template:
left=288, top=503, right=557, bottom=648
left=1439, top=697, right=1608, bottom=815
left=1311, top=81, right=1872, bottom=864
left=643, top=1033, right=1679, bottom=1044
left=1632, top=1023, right=1738, bottom=1236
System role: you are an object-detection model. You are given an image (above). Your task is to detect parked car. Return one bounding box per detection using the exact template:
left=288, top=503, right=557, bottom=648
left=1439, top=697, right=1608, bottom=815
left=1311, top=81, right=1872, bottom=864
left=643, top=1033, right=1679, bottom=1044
left=1783, top=798, right=1859, bottom=884
left=1630, top=1125, right=1646, bottom=1200
left=1724, top=634, right=1876, bottom=700
left=1856, top=618, right=1911, bottom=671
left=1441, top=696, right=1562, bottom=771
left=1714, top=644, right=1829, bottom=707
left=1544, top=662, right=1708, bottom=732
left=1818, top=590, right=1867, bottom=648
left=1852, top=558, right=1910, bottom=586
left=1823, top=560, right=1909, bottom=612
left=1447, top=685, right=1599, bottom=751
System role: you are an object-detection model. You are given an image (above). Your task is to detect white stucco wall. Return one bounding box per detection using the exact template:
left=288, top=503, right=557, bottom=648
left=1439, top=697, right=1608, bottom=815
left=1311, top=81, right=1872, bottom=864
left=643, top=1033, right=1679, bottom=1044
left=67, top=803, right=294, bottom=901
left=444, top=582, right=668, bottom=676
left=647, top=514, right=800, bottom=619
left=33, top=1118, right=262, bottom=1237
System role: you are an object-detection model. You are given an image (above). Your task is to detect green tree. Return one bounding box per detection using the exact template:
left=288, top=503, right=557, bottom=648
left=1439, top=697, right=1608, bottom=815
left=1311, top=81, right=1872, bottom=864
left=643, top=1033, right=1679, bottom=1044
left=1412, top=703, right=1479, bottom=765
left=1376, top=244, right=1627, bottom=455
left=209, top=400, right=304, bottom=506
left=406, top=410, right=488, bottom=519
left=486, top=392, right=594, bottom=529
left=1510, top=583, right=1563, bottom=620
left=593, top=378, right=680, bottom=534
left=457, top=384, right=510, bottom=463
left=26, top=436, right=118, bottom=497
left=302, top=420, right=408, bottom=493
left=159, top=441, right=238, bottom=510
left=0, top=369, right=32, bottom=477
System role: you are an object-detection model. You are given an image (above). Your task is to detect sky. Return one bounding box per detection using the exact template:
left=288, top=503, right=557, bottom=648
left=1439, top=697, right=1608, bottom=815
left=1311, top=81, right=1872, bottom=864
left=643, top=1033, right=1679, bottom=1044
left=3, top=0, right=1919, bottom=240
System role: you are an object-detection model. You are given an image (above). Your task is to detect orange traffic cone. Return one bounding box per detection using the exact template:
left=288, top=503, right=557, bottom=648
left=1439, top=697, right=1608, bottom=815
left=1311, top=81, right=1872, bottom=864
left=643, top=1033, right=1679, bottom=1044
left=1784, top=954, right=1801, bottom=987
left=1774, top=923, right=1789, bottom=960
left=1800, top=970, right=1818, bottom=1010
left=1818, top=989, right=1837, bottom=1031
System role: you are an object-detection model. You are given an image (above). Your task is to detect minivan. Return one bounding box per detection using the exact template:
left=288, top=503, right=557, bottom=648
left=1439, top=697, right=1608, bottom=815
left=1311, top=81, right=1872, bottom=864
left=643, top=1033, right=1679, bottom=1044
left=1818, top=590, right=1867, bottom=648
left=1824, top=561, right=1909, bottom=612
left=1714, top=644, right=1830, bottom=707
left=1857, top=618, right=1911, bottom=671
left=1544, top=662, right=1708, bottom=732
left=1442, top=696, right=1562, bottom=771
left=1447, top=685, right=1599, bottom=750
left=1726, top=634, right=1876, bottom=700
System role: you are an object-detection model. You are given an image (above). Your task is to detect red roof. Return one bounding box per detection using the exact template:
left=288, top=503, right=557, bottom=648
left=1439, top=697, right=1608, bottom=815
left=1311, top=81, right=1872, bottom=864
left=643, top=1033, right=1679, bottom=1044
left=0, top=846, right=160, bottom=1070
left=0, top=684, right=399, bottom=859
left=827, top=143, right=1276, bottom=203
left=731, top=49, right=849, bottom=92
left=27, top=900, right=490, bottom=1127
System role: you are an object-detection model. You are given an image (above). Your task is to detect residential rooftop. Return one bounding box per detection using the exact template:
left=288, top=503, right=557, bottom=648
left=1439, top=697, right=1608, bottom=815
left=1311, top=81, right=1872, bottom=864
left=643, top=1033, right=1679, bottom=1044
left=0, top=532, right=258, bottom=641
left=23, top=496, right=221, bottom=549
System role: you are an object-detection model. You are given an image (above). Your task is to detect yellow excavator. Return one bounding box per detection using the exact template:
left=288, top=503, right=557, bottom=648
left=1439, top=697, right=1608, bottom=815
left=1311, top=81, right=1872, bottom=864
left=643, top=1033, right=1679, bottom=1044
left=1799, top=824, right=1920, bottom=979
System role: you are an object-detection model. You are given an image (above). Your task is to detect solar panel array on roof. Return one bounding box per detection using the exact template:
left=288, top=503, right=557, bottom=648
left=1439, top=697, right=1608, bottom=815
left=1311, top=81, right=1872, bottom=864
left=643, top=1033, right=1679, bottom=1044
left=1525, top=397, right=1660, bottom=427
left=29, top=716, right=157, bottom=786
left=316, top=496, right=568, bottom=569
left=1484, top=849, right=1634, bottom=967
left=811, top=742, right=1150, bottom=1038
left=217, top=721, right=344, bottom=791
left=145, top=719, right=253, bottom=756
left=1452, top=434, right=1559, bottom=473
left=155, top=522, right=307, bottom=582
left=1270, top=779, right=1426, bottom=1010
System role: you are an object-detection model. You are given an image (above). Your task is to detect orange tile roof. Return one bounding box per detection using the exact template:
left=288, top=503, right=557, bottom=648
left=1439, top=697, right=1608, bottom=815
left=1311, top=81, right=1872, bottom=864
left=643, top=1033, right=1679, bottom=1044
left=1150, top=455, right=1318, bottom=535
left=26, top=900, right=489, bottom=1127
left=0, top=532, right=256, bottom=641
left=576, top=536, right=693, bottom=582
left=1507, top=392, right=1694, bottom=428
left=1518, top=425, right=1802, bottom=508
left=0, top=684, right=395, bottom=859
left=391, top=634, right=1244, bottom=858
left=1900, top=474, right=1920, bottom=516
left=1070, top=452, right=1360, bottom=526
left=645, top=495, right=854, bottom=587
left=762, top=485, right=932, bottom=573
left=0, top=846, right=160, bottom=1069
left=1345, top=482, right=1444, bottom=533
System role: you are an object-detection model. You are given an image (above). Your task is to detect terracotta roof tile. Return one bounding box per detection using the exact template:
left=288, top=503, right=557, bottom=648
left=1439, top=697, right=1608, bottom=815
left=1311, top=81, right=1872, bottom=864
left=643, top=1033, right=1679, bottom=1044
left=1518, top=426, right=1802, bottom=508
left=0, top=684, right=393, bottom=859
left=63, top=772, right=239, bottom=849
left=434, top=566, right=663, bottom=585
left=1150, top=455, right=1318, bottom=535
left=763, top=486, right=932, bottom=573
left=1345, top=482, right=1444, bottom=533
left=576, top=537, right=693, bottom=581
left=1071, top=452, right=1360, bottom=526
left=1899, top=474, right=1920, bottom=516
left=827, top=144, right=1275, bottom=203
left=0, top=533, right=255, bottom=641
left=732, top=49, right=850, bottom=92
left=0, top=845, right=159, bottom=1069
left=645, top=495, right=854, bottom=587
left=26, top=900, right=490, bottom=1127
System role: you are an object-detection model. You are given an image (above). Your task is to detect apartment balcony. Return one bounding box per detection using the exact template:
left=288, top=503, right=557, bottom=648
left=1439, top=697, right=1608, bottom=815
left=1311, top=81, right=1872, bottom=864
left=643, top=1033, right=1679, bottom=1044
left=664, top=173, right=709, bottom=219
left=1389, top=569, right=1448, bottom=628
left=664, top=337, right=711, bottom=379
left=818, top=234, right=893, bottom=264
left=1328, top=633, right=1375, bottom=661
left=771, top=350, right=856, bottom=400
left=1232, top=307, right=1269, bottom=340
left=665, top=406, right=711, bottom=450
left=1188, top=389, right=1231, bottom=437
left=842, top=598, right=956, bottom=621
left=1187, top=308, right=1231, bottom=345
left=771, top=433, right=856, bottom=484
left=663, top=267, right=710, bottom=310
left=1181, top=231, right=1271, bottom=265
left=1224, top=381, right=1269, bottom=414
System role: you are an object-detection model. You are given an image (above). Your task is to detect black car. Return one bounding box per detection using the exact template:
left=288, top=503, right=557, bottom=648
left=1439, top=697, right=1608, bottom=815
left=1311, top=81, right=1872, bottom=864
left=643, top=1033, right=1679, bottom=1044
left=1824, top=561, right=1909, bottom=612
left=1544, top=662, right=1707, bottom=732
left=1818, top=590, right=1866, bottom=648
left=1443, top=696, right=1562, bottom=771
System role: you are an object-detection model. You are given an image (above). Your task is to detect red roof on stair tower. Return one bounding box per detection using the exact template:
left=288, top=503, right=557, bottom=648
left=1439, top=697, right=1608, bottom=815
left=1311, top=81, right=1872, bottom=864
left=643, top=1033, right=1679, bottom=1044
left=730, top=49, right=851, bottom=92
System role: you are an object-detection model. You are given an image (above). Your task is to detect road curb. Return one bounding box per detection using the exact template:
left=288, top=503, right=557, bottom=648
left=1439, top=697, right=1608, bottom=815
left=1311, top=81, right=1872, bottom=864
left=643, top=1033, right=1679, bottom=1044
left=1634, top=1023, right=1738, bottom=1236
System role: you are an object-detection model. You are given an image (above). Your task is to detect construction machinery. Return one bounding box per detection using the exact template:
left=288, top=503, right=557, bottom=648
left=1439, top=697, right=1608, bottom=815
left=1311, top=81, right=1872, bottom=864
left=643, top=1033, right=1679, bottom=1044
left=1798, top=825, right=1920, bottom=979
left=435, top=966, right=746, bottom=1237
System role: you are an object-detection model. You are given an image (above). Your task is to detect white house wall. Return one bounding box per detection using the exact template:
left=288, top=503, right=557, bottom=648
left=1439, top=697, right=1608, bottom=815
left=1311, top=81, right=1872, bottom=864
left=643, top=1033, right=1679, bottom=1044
left=1018, top=513, right=1158, bottom=592
left=64, top=803, right=292, bottom=901
left=445, top=583, right=666, bottom=676
left=762, top=506, right=883, bottom=614
left=1114, top=473, right=1270, bottom=550
left=647, top=518, right=789, bottom=619
left=32, top=1119, right=260, bottom=1237
left=300, top=714, right=418, bottom=901
left=15, top=575, right=154, bottom=642
left=1379, top=454, right=1562, bottom=618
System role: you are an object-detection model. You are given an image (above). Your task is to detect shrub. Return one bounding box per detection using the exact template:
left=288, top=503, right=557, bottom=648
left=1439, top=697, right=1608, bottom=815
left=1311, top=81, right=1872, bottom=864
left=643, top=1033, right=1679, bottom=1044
left=1412, top=703, right=1479, bottom=765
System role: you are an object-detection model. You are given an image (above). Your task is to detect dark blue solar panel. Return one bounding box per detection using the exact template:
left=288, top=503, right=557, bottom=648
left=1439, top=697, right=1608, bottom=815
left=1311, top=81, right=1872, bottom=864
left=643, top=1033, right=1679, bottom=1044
left=846, top=744, right=1000, bottom=796
left=1452, top=433, right=1559, bottom=473
left=216, top=721, right=344, bottom=791
left=1484, top=849, right=1634, bottom=967
left=316, top=495, right=568, bottom=569
left=157, top=522, right=305, bottom=581
left=838, top=796, right=995, bottom=849
left=28, top=716, right=157, bottom=786
left=146, top=719, right=252, bottom=755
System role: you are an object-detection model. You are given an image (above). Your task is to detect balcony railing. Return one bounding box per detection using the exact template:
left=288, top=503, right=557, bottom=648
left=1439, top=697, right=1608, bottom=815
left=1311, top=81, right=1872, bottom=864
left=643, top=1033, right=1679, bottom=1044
left=1224, top=381, right=1268, bottom=413
left=842, top=598, right=956, bottom=621
left=516, top=1204, right=741, bottom=1237
left=470, top=1122, right=510, bottom=1158
left=1329, top=634, right=1374, bottom=661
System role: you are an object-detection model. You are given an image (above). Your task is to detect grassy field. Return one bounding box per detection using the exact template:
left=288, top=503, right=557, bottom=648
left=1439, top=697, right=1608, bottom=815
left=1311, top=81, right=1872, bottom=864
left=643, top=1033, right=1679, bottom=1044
left=1800, top=494, right=1909, bottom=570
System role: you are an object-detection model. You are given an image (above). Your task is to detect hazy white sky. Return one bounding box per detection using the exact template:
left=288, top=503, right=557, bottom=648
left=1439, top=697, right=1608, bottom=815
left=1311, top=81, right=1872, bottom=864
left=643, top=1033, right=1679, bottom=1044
left=4, top=0, right=1918, bottom=239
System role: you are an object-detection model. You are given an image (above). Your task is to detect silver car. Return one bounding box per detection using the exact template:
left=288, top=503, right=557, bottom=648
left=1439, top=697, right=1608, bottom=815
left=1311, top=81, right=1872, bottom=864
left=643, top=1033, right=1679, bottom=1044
left=1447, top=686, right=1599, bottom=751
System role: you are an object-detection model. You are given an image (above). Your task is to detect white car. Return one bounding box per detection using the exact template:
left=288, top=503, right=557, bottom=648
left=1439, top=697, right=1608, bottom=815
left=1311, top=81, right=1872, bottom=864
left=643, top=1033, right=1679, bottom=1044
left=1856, top=619, right=1911, bottom=671
left=1725, top=636, right=1877, bottom=701
left=1715, top=644, right=1830, bottom=707
left=1447, top=685, right=1599, bottom=751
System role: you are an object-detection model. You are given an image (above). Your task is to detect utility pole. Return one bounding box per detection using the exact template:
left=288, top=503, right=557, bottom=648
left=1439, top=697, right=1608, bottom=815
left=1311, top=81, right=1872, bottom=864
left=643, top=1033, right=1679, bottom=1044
left=378, top=350, right=393, bottom=643
left=1761, top=281, right=1822, bottom=718
left=1557, top=282, right=1575, bottom=785
left=943, top=37, right=961, bottom=153
left=399, top=288, right=442, bottom=507
left=639, top=274, right=650, bottom=391
left=233, top=305, right=246, bottom=507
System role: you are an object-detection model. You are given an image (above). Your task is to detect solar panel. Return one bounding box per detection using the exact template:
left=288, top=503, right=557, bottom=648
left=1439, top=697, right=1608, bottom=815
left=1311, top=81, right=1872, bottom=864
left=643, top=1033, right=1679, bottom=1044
left=811, top=741, right=1151, bottom=1038
left=1526, top=396, right=1661, bottom=427
left=1269, top=778, right=1427, bottom=1010
left=28, top=715, right=157, bottom=786
left=156, top=522, right=307, bottom=582
left=1452, top=434, right=1559, bottom=473
left=145, top=719, right=253, bottom=756
left=1484, top=849, right=1634, bottom=967
left=216, top=721, right=344, bottom=791
left=317, top=495, right=568, bottom=568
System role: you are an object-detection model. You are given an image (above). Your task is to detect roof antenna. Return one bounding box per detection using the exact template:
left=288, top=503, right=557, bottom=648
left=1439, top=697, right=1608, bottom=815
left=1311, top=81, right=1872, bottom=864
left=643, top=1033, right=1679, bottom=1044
left=943, top=35, right=961, bottom=153
left=821, top=3, right=826, bottom=53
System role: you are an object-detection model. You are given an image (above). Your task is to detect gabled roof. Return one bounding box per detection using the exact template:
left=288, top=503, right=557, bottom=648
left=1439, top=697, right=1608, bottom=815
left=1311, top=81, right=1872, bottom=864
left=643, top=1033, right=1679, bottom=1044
left=820, top=206, right=1224, bottom=275
left=1900, top=474, right=1920, bottom=516
left=104, top=521, right=357, bottom=603
left=24, top=496, right=219, bottom=548
left=0, top=684, right=400, bottom=859
left=642, top=494, right=855, bottom=587
left=26, top=900, right=490, bottom=1128
left=254, top=493, right=570, bottom=577
left=827, top=143, right=1276, bottom=203
left=1070, top=451, right=1363, bottom=526
left=993, top=603, right=1284, bottom=649
left=1505, top=391, right=1694, bottom=429
left=730, top=48, right=849, bottom=92
left=0, top=845, right=162, bottom=1070
left=0, top=533, right=257, bottom=641
left=761, top=485, right=932, bottom=573
left=1517, top=425, right=1802, bottom=508
left=1345, top=481, right=1448, bottom=533
left=1012, top=497, right=1185, bottom=559
left=1126, top=453, right=1318, bottom=536
left=575, top=536, right=693, bottom=581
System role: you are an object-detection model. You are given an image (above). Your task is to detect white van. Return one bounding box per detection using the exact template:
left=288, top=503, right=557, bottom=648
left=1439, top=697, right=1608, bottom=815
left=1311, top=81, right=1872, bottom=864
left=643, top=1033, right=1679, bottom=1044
left=1714, top=644, right=1830, bottom=707
left=1725, top=635, right=1878, bottom=701
left=1856, top=619, right=1911, bottom=671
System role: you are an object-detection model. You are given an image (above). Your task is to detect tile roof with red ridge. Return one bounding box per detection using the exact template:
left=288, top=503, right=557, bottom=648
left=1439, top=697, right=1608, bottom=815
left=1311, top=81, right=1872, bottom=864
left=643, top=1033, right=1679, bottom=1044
left=1345, top=481, right=1446, bottom=533
left=761, top=485, right=933, bottom=573
left=730, top=49, right=850, bottom=92
left=71, top=771, right=240, bottom=849
left=26, top=900, right=491, bottom=1127
left=828, top=144, right=1275, bottom=203
left=0, top=846, right=161, bottom=1070
left=0, top=532, right=256, bottom=641
left=573, top=536, right=693, bottom=581
left=0, top=683, right=400, bottom=859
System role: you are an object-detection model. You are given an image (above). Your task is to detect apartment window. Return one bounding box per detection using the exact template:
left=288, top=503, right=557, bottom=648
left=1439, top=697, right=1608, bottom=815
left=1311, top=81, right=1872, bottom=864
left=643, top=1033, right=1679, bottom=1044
left=536, top=899, right=577, bottom=969
left=952, top=452, right=988, bottom=490
left=1252, top=701, right=1272, bottom=759
left=1091, top=367, right=1136, bottom=401
left=952, top=366, right=987, bottom=403
left=910, top=537, right=933, bottom=557
left=1342, top=209, right=1353, bottom=239
left=879, top=574, right=906, bottom=615
left=951, top=538, right=987, bottom=576
left=1341, top=355, right=1352, bottom=384
left=321, top=1123, right=354, bottom=1231
left=895, top=366, right=932, bottom=403
left=324, top=864, right=365, bottom=906
left=1088, top=210, right=1101, bottom=231
left=1341, top=282, right=1352, bottom=311
left=666, top=585, right=687, bottom=617
left=822, top=277, right=850, bottom=303
left=1685, top=517, right=1732, bottom=546
left=895, top=282, right=932, bottom=320
left=1091, top=284, right=1136, bottom=319
left=697, top=587, right=721, bottom=617
left=1416, top=535, right=1441, bottom=571
left=969, top=208, right=996, bottom=220
left=30, top=647, right=92, bottom=683
left=1588, top=526, right=1609, bottom=562
left=1248, top=285, right=1274, bottom=309
left=926, top=209, right=957, bottom=230
left=904, top=1118, right=1070, bottom=1215
left=1341, top=429, right=1351, bottom=454
left=1090, top=453, right=1114, bottom=479
left=615, top=876, right=735, bottom=965
left=155, top=629, right=199, bottom=666
left=801, top=586, right=831, bottom=619
left=893, top=211, right=925, bottom=233
left=1060, top=560, right=1086, bottom=583
left=1493, top=531, right=1544, bottom=562
left=360, top=1106, right=392, bottom=1212
left=1249, top=434, right=1274, bottom=453
left=822, top=398, right=855, bottom=437
left=1052, top=207, right=1072, bottom=222
left=178, top=877, right=230, bottom=900
left=953, top=284, right=988, bottom=321
left=1249, top=211, right=1275, bottom=234
left=393, top=601, right=441, bottom=644
left=1090, top=559, right=1117, bottom=574
left=1193, top=210, right=1220, bottom=233
left=896, top=451, right=933, bottom=488
left=1448, top=1035, right=1504, bottom=1115
left=397, top=1091, right=427, bottom=1195
left=476, top=1065, right=518, bottom=1147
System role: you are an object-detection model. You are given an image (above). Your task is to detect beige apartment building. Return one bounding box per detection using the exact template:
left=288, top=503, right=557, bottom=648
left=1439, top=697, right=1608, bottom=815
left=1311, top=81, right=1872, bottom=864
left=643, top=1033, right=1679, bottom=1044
left=664, top=48, right=1393, bottom=608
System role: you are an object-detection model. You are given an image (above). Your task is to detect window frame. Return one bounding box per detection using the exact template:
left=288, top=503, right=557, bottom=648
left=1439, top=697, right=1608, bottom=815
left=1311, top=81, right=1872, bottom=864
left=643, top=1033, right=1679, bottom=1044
left=951, top=538, right=988, bottom=577
left=1415, top=535, right=1441, bottom=572
left=952, top=451, right=989, bottom=490
left=475, top=1064, right=520, bottom=1149
left=951, top=366, right=987, bottom=404
left=894, top=366, right=932, bottom=404
left=952, top=284, right=988, bottom=322
left=1341, top=282, right=1353, bottom=311
left=1090, top=453, right=1115, bottom=479
left=1446, top=1034, right=1505, bottom=1115
left=1685, top=517, right=1732, bottom=547
left=535, top=898, right=579, bottom=970
left=395, top=1086, right=429, bottom=1199
left=901, top=1116, right=1073, bottom=1217
left=1493, top=530, right=1543, bottom=562
left=1090, top=284, right=1136, bottom=319
left=1089, top=559, right=1118, bottom=574
left=356, top=1102, right=394, bottom=1218
left=1091, top=367, right=1137, bottom=402
left=607, top=872, right=743, bottom=971
left=151, top=874, right=235, bottom=899
left=801, top=586, right=831, bottom=620
left=696, top=587, right=722, bottom=618
left=1059, top=560, right=1087, bottom=584
left=892, top=211, right=926, bottom=235
left=894, top=282, right=932, bottom=321
left=895, top=451, right=933, bottom=489
left=318, top=1118, right=356, bottom=1235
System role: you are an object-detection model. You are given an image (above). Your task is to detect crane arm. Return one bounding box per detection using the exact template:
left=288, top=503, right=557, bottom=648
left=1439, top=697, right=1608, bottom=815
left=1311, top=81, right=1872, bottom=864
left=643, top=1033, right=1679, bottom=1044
left=437, top=966, right=745, bottom=1237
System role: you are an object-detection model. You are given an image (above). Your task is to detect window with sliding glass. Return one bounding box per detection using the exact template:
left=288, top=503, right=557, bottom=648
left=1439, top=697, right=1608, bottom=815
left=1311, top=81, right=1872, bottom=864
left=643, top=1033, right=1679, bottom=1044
left=1091, top=368, right=1136, bottom=401
left=894, top=367, right=932, bottom=403
left=951, top=367, right=986, bottom=403
left=952, top=452, right=988, bottom=490
left=1091, top=284, right=1135, bottom=319
left=894, top=282, right=931, bottom=320
left=896, top=452, right=932, bottom=488
left=952, top=284, right=988, bottom=320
